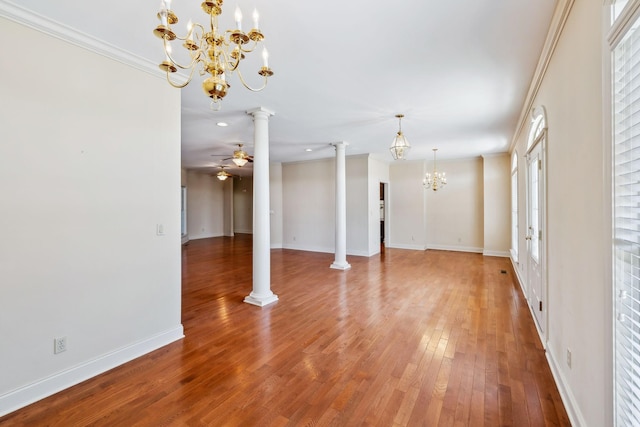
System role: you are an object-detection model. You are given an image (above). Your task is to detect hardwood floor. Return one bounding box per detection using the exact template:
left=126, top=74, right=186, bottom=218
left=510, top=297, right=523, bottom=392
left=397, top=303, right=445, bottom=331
left=1, top=235, right=570, bottom=426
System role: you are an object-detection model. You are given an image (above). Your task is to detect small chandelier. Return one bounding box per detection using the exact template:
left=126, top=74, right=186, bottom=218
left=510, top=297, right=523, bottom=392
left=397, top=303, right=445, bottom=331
left=390, top=114, right=411, bottom=160
left=216, top=166, right=232, bottom=181
left=423, top=148, right=447, bottom=191
left=153, top=0, right=274, bottom=110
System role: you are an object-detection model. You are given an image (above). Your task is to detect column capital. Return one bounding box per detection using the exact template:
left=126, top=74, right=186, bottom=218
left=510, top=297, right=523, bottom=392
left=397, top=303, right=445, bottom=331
left=330, top=141, right=349, bottom=148
left=246, top=107, right=275, bottom=118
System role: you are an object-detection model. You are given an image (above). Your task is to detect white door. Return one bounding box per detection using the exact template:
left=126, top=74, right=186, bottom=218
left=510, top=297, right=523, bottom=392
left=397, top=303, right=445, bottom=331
left=526, top=140, right=545, bottom=333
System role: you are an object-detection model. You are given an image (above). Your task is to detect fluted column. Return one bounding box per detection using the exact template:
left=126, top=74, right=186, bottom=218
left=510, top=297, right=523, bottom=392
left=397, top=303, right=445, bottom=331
left=244, top=107, right=278, bottom=306
left=330, top=142, right=351, bottom=270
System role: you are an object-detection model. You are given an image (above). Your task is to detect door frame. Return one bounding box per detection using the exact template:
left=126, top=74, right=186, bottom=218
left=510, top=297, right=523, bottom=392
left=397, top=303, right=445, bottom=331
left=525, top=125, right=548, bottom=344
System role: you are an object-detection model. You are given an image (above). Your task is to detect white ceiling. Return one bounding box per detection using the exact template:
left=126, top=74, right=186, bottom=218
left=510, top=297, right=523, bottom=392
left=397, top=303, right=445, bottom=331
left=6, top=0, right=557, bottom=177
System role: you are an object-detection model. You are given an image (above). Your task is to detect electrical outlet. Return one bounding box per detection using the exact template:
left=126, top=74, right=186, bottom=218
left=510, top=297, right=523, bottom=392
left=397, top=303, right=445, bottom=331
left=566, top=348, right=572, bottom=369
left=54, top=337, right=67, bottom=354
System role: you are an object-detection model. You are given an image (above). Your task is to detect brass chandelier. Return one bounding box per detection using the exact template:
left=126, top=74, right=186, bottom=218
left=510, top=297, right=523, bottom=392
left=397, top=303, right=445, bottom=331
left=423, top=149, right=447, bottom=191
left=390, top=114, right=411, bottom=160
left=153, top=0, right=274, bottom=110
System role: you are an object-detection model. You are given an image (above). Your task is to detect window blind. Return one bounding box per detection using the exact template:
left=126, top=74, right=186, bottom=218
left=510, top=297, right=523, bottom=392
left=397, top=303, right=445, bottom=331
left=614, top=15, right=640, bottom=427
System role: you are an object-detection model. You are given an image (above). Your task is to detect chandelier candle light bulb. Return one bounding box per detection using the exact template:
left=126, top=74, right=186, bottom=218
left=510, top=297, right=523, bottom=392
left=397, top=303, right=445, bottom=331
left=253, top=9, right=260, bottom=30
left=186, top=20, right=193, bottom=41
left=153, top=0, right=274, bottom=109
left=235, top=6, right=243, bottom=31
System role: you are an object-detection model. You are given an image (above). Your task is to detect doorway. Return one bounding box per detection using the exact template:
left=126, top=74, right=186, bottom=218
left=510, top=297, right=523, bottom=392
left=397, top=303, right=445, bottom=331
left=526, top=137, right=546, bottom=336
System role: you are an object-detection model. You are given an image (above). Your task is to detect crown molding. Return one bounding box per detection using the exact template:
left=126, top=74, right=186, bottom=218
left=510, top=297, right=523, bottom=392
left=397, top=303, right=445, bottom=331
left=0, top=0, right=165, bottom=79
left=508, top=0, right=575, bottom=153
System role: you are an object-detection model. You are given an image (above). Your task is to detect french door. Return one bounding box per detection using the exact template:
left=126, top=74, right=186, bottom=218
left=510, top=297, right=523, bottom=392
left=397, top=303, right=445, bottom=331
left=526, top=138, right=546, bottom=335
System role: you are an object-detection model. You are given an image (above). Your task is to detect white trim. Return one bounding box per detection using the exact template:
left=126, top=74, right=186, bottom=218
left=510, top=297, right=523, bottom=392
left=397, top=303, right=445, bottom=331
left=602, top=4, right=615, bottom=426
left=0, top=0, right=181, bottom=81
left=482, top=250, right=510, bottom=258
left=511, top=254, right=583, bottom=425
left=0, top=326, right=184, bottom=417
left=426, top=244, right=483, bottom=253
left=509, top=0, right=575, bottom=152
left=233, top=228, right=253, bottom=234
left=607, top=0, right=640, bottom=47
left=510, top=256, right=526, bottom=297
left=282, top=243, right=334, bottom=253
left=386, top=243, right=428, bottom=251
left=546, top=344, right=587, bottom=427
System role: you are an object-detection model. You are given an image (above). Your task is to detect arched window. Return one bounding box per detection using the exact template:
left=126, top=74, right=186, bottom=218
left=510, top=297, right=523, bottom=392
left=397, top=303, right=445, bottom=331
left=527, top=106, right=547, bottom=150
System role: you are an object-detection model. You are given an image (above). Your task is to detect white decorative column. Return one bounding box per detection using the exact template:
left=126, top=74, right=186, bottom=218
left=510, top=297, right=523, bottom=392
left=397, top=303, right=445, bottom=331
left=330, top=142, right=351, bottom=270
left=244, top=107, right=278, bottom=306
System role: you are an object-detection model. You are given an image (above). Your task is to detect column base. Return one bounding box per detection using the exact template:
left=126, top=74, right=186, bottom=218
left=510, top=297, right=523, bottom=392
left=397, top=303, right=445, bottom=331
left=330, top=261, right=351, bottom=270
left=244, top=292, right=279, bottom=307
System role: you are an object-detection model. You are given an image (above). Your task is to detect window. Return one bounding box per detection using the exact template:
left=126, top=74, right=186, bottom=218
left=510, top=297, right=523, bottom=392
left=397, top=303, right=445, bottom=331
left=511, top=152, right=519, bottom=262
left=611, top=2, right=640, bottom=425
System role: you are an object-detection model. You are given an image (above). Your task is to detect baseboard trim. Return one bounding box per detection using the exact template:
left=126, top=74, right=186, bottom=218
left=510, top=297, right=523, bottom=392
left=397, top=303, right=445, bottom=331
left=546, top=344, right=586, bottom=427
left=386, top=243, right=427, bottom=251
left=427, top=244, right=483, bottom=253
left=0, top=325, right=184, bottom=417
left=282, top=243, right=333, bottom=254
left=482, top=250, right=510, bottom=257
left=509, top=255, right=584, bottom=426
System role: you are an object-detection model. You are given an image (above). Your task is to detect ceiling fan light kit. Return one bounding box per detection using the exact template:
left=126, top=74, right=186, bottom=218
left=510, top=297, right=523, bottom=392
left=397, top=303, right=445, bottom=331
left=216, top=165, right=232, bottom=181
left=153, top=0, right=274, bottom=110
left=211, top=144, right=254, bottom=167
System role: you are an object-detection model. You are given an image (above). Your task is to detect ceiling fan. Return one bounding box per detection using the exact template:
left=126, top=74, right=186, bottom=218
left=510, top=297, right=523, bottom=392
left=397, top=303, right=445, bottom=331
left=214, top=165, right=233, bottom=181
left=211, top=144, right=253, bottom=167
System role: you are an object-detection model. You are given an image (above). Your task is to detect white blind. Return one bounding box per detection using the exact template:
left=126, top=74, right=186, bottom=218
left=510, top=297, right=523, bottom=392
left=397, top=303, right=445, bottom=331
left=614, top=14, right=640, bottom=427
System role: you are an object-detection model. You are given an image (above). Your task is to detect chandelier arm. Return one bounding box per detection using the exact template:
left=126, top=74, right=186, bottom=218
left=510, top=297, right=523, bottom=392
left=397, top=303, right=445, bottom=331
left=220, top=49, right=241, bottom=72
left=238, top=40, right=260, bottom=54
left=235, top=68, right=268, bottom=92
left=165, top=63, right=199, bottom=89
left=162, top=38, right=202, bottom=70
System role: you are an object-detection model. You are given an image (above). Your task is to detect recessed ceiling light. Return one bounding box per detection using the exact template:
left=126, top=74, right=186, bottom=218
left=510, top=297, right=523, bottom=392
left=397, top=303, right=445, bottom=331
left=305, top=148, right=313, bottom=152
left=217, top=122, right=228, bottom=127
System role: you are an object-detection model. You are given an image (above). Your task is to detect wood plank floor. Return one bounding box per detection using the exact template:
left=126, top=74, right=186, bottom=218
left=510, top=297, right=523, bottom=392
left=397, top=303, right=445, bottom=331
left=1, top=235, right=570, bottom=426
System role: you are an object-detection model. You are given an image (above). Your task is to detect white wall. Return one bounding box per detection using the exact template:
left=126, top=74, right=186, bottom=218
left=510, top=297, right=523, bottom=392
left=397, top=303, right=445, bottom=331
left=346, top=155, right=369, bottom=256
left=233, top=176, right=253, bottom=234
left=223, top=176, right=234, bottom=236
left=186, top=171, right=226, bottom=239
left=511, top=2, right=607, bottom=425
left=482, top=154, right=510, bottom=256
left=388, top=161, right=427, bottom=250
left=425, top=158, right=484, bottom=252
left=281, top=156, right=372, bottom=255
left=368, top=157, right=390, bottom=256
left=283, top=159, right=336, bottom=252
left=0, top=18, right=183, bottom=415
left=270, top=162, right=284, bottom=248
